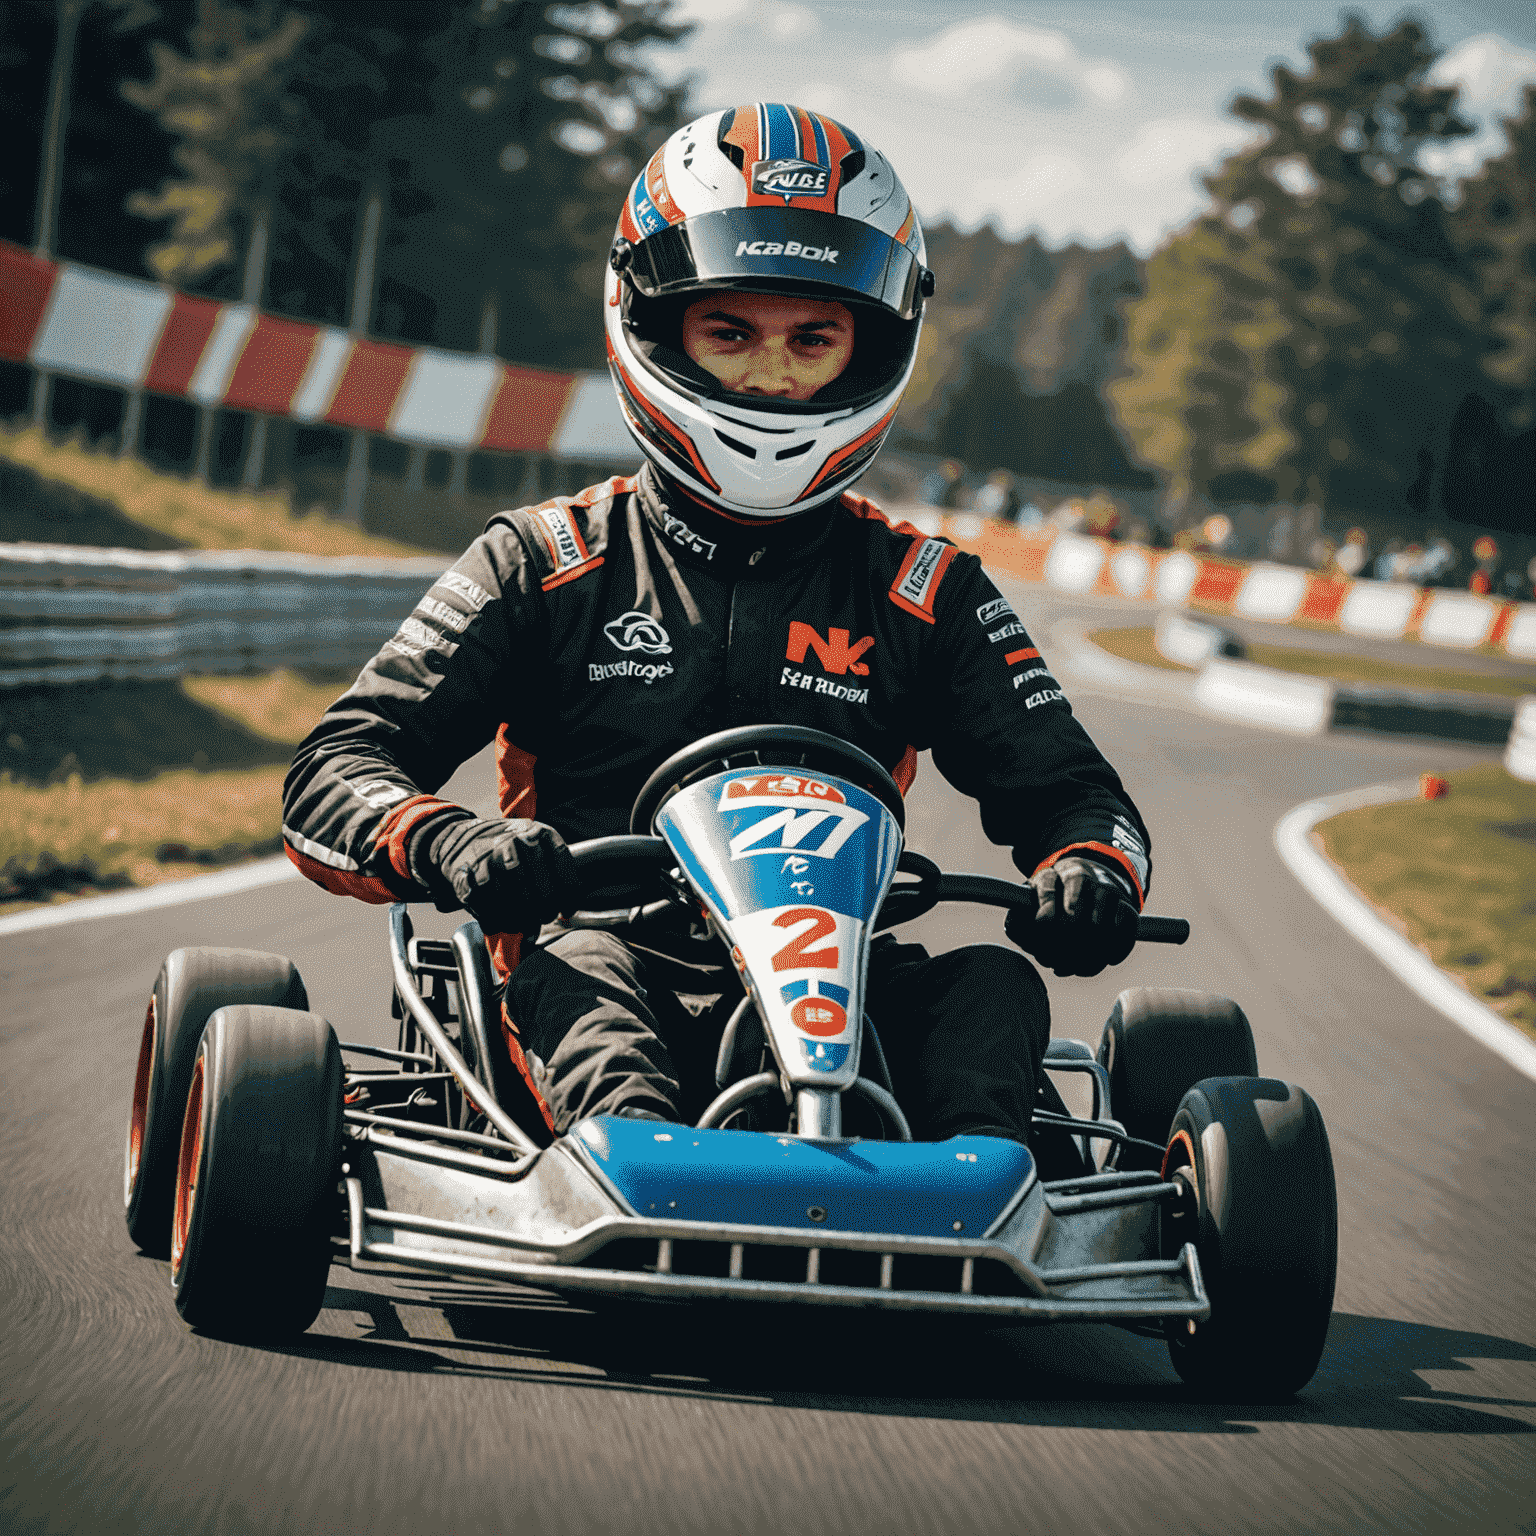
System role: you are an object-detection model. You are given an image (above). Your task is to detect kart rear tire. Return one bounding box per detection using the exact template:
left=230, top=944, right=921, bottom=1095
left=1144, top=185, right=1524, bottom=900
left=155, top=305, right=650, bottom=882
left=1097, top=989, right=1258, bottom=1168
left=1162, top=1076, right=1337, bottom=1401
left=171, top=1004, right=342, bottom=1340
left=125, top=948, right=307, bottom=1257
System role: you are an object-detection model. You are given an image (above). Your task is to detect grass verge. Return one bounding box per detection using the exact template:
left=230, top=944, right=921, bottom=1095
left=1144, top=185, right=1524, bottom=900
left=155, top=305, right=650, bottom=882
left=1086, top=626, right=1193, bottom=673
left=1, top=671, right=343, bottom=910
left=0, top=425, right=433, bottom=558
left=1088, top=625, right=1535, bottom=699
left=1315, top=763, right=1536, bottom=1036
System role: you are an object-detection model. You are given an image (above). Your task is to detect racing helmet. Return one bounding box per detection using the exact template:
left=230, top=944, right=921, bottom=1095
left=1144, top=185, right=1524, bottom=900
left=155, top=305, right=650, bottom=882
left=604, top=103, right=933, bottom=519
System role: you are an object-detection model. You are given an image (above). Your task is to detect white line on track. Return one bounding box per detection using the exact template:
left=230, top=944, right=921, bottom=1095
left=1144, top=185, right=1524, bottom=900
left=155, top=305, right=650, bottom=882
left=0, top=854, right=299, bottom=938
left=1274, top=782, right=1536, bottom=1084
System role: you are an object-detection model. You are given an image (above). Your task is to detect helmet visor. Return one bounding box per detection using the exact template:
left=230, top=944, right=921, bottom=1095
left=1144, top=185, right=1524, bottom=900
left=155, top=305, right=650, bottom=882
left=626, top=208, right=924, bottom=322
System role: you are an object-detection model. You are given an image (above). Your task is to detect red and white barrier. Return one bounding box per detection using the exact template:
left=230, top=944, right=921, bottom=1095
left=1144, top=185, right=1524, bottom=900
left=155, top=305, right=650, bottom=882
left=3, top=240, right=1533, bottom=660
left=0, top=240, right=628, bottom=458
left=904, top=517, right=1536, bottom=663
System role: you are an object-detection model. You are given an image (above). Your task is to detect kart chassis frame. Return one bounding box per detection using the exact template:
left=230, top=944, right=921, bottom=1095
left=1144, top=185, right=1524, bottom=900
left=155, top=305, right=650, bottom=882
left=333, top=905, right=1212, bottom=1326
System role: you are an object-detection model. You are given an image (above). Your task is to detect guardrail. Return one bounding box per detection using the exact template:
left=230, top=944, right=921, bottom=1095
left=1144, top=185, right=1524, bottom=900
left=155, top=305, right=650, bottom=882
left=0, top=542, right=445, bottom=687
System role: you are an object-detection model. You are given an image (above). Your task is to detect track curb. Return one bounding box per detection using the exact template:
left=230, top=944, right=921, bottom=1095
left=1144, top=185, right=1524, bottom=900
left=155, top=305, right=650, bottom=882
left=1046, top=608, right=1532, bottom=760
left=0, top=853, right=299, bottom=938
left=1273, top=783, right=1536, bottom=1084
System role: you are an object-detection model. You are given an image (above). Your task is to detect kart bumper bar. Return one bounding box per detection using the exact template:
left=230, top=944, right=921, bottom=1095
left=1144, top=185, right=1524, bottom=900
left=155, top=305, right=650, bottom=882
left=343, top=1159, right=1211, bottom=1325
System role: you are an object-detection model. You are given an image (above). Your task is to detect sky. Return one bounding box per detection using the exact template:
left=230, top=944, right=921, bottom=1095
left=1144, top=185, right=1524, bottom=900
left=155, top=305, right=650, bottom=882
left=655, top=1, right=1536, bottom=253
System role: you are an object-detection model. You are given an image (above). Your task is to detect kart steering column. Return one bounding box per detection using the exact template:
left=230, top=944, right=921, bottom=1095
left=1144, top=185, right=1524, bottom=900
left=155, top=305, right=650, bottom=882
left=797, top=1087, right=842, bottom=1139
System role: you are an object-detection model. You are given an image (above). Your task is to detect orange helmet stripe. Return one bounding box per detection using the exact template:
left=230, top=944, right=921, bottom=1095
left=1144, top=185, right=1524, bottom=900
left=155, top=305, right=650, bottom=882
left=644, top=144, right=684, bottom=225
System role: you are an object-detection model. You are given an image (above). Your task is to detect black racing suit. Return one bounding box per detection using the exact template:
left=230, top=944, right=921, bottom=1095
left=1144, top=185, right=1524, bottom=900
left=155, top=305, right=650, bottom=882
left=282, top=465, right=1152, bottom=1141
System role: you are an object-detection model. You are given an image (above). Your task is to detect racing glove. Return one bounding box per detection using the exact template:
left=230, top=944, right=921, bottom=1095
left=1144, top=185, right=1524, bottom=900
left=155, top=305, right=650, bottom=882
left=1005, top=855, right=1139, bottom=978
left=409, top=813, right=578, bottom=937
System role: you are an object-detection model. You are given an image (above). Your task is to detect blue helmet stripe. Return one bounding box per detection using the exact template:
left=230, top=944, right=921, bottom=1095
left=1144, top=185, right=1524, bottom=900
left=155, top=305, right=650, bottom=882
left=840, top=119, right=863, bottom=154
left=763, top=102, right=797, bottom=160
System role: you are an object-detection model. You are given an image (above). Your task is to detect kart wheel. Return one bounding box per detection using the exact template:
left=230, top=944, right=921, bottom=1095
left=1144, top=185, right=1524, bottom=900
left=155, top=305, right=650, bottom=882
left=125, top=948, right=307, bottom=1257
left=1162, top=1076, right=1337, bottom=1401
left=171, top=1004, right=342, bottom=1340
left=1097, top=989, right=1257, bottom=1168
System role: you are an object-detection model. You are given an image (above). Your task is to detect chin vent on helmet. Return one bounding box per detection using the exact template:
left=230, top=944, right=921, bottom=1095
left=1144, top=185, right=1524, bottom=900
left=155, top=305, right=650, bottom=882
left=714, top=430, right=757, bottom=459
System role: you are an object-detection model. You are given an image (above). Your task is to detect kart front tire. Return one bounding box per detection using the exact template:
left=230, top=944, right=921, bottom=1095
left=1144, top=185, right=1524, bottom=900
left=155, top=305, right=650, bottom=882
left=125, top=948, right=307, bottom=1257
left=1098, top=989, right=1258, bottom=1167
left=1162, top=1076, right=1337, bottom=1401
left=171, top=1004, right=342, bottom=1340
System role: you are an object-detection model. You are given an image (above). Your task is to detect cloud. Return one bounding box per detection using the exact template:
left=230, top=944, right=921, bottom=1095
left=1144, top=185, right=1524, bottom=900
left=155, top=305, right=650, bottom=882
left=1422, top=32, right=1536, bottom=179
left=1429, top=32, right=1536, bottom=115
left=1113, top=115, right=1256, bottom=187
left=888, top=18, right=1129, bottom=108
left=969, top=148, right=1085, bottom=214
left=672, top=0, right=819, bottom=44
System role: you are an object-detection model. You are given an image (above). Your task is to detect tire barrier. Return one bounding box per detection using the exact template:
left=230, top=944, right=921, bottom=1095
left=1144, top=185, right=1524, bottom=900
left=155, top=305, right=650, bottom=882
left=0, top=541, right=444, bottom=686
left=0, top=240, right=627, bottom=458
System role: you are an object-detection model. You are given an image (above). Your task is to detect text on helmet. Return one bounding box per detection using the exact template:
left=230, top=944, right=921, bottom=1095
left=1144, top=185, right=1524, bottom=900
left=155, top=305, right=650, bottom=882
left=735, top=240, right=839, bottom=264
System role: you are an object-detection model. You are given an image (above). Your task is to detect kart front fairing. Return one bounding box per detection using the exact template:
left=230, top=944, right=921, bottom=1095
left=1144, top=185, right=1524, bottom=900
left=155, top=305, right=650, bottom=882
left=340, top=742, right=1210, bottom=1326
left=654, top=763, right=901, bottom=1094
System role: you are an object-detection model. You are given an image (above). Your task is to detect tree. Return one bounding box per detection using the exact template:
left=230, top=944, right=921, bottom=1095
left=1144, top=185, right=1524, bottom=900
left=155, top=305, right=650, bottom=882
left=1456, top=84, right=1536, bottom=430
left=1109, top=218, right=1291, bottom=510
left=1114, top=16, right=1483, bottom=514
left=373, top=0, right=691, bottom=366
left=124, top=0, right=691, bottom=364
left=122, top=0, right=309, bottom=288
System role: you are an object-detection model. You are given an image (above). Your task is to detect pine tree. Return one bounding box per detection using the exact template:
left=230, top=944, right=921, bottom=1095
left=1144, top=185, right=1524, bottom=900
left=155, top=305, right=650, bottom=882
left=372, top=0, right=691, bottom=366
left=1115, top=16, right=1484, bottom=514
left=124, top=0, right=691, bottom=367
left=122, top=0, right=309, bottom=288
left=1456, top=84, right=1536, bottom=429
left=1108, top=217, right=1291, bottom=510
left=1206, top=17, right=1480, bottom=510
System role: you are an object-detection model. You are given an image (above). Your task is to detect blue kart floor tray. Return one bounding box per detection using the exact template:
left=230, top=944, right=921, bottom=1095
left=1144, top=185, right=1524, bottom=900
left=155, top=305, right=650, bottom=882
left=573, top=1116, right=1033, bottom=1237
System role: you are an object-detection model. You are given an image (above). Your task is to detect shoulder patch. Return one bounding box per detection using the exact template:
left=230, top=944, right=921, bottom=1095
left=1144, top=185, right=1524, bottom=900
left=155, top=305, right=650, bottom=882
left=889, top=535, right=958, bottom=624
left=533, top=504, right=605, bottom=591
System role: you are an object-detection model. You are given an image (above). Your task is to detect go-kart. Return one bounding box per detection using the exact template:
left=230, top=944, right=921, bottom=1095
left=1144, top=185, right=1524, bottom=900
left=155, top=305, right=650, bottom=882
left=123, top=726, right=1337, bottom=1399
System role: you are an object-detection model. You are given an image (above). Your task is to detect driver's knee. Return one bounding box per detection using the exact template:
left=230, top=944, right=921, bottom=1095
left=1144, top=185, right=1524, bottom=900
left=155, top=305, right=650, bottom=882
left=929, top=943, right=1050, bottom=1060
left=505, top=930, right=680, bottom=1130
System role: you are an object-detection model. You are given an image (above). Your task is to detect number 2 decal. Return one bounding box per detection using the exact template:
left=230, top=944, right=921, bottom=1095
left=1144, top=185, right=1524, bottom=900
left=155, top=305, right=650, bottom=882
left=770, top=907, right=840, bottom=971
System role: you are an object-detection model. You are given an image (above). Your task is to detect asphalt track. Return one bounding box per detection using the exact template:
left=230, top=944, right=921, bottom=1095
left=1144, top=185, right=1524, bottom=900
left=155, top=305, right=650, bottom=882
left=3, top=587, right=1534, bottom=1536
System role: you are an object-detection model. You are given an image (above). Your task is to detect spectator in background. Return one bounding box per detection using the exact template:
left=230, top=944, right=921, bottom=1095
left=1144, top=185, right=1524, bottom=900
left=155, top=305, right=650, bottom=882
left=1268, top=511, right=1294, bottom=562
left=1419, top=534, right=1457, bottom=587
left=1470, top=535, right=1499, bottom=596
left=1375, top=537, right=1403, bottom=581
left=920, top=459, right=965, bottom=509
left=1083, top=493, right=1123, bottom=541
left=973, top=469, right=1021, bottom=523
left=1335, top=526, right=1370, bottom=578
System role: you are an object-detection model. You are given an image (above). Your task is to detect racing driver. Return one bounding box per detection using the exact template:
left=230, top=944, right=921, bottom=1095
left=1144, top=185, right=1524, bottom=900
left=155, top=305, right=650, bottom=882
left=282, top=103, right=1152, bottom=1148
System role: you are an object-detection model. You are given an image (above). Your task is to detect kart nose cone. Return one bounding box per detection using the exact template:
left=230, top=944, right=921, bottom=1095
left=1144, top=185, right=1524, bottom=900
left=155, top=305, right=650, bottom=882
left=575, top=1117, right=1033, bottom=1237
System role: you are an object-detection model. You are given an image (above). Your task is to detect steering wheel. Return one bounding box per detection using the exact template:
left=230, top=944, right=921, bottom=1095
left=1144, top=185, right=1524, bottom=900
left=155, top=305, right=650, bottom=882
left=629, top=724, right=907, bottom=835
